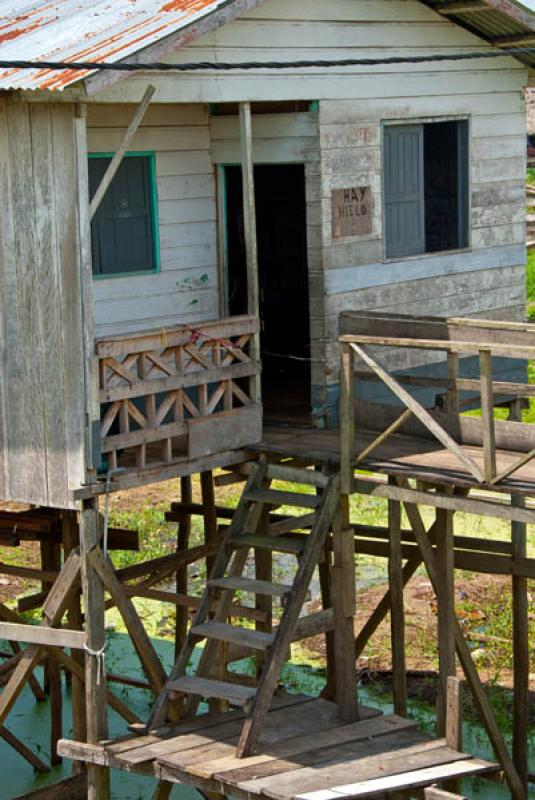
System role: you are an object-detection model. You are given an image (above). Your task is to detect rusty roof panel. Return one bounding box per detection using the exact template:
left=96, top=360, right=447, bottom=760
left=0, top=0, right=234, bottom=90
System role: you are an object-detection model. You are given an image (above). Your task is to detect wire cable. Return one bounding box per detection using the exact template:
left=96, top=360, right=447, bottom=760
left=0, top=46, right=535, bottom=74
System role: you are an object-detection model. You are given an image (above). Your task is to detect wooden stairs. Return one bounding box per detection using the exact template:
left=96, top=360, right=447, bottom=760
left=148, top=460, right=341, bottom=757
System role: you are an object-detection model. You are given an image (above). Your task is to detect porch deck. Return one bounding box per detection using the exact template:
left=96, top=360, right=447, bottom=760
left=260, top=424, right=535, bottom=497
left=59, top=696, right=499, bottom=799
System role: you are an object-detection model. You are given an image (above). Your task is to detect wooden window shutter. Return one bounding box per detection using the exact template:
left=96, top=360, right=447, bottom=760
left=384, top=125, right=425, bottom=259
left=89, top=156, right=156, bottom=276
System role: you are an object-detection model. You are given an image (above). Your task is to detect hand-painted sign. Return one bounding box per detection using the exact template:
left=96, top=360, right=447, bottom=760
left=332, top=186, right=372, bottom=238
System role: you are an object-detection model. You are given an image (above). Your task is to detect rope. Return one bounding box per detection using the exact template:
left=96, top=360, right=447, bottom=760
left=1, top=48, right=534, bottom=73
left=84, top=642, right=106, bottom=685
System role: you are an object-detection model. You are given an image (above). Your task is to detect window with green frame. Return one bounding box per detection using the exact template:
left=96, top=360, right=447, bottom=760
left=88, top=152, right=159, bottom=277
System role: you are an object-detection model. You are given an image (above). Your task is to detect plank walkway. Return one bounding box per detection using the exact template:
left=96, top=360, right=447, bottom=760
left=260, top=425, right=535, bottom=495
left=59, top=696, right=498, bottom=799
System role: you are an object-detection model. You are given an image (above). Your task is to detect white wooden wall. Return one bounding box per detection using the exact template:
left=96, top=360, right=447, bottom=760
left=89, top=0, right=528, bottom=414
left=87, top=104, right=219, bottom=336
left=0, top=99, right=87, bottom=508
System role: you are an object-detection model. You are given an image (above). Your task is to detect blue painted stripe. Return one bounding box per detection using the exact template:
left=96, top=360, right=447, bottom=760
left=324, top=244, right=526, bottom=296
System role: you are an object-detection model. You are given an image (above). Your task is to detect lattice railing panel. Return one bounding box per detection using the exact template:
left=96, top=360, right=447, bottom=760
left=96, top=316, right=261, bottom=470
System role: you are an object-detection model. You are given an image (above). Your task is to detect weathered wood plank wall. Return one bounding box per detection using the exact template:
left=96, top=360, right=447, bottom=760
left=0, top=98, right=86, bottom=508
left=89, top=0, right=528, bottom=421
left=87, top=104, right=218, bottom=336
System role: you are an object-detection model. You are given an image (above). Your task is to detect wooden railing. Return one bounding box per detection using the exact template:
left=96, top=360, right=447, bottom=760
left=96, top=315, right=262, bottom=470
left=339, top=312, right=535, bottom=492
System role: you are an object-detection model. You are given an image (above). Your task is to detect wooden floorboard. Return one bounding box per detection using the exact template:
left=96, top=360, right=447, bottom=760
left=61, top=696, right=499, bottom=800
left=259, top=425, right=535, bottom=495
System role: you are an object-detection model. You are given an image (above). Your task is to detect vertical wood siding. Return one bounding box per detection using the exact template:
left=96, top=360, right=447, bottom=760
left=0, top=99, right=86, bottom=508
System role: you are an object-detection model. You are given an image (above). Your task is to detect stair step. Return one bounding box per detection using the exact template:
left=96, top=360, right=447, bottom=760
left=209, top=576, right=293, bottom=597
left=190, top=621, right=275, bottom=651
left=229, top=533, right=306, bottom=555
left=244, top=488, right=320, bottom=509
left=169, top=676, right=256, bottom=707
left=266, top=463, right=330, bottom=488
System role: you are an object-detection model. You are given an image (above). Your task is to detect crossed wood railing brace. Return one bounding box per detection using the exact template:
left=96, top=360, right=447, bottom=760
left=341, top=332, right=535, bottom=490
left=348, top=342, right=485, bottom=483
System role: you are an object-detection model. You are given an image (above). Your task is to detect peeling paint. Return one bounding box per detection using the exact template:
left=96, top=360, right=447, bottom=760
left=0, top=0, right=235, bottom=91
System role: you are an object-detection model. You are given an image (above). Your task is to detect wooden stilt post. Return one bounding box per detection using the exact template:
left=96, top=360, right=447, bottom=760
left=63, top=511, right=87, bottom=767
left=175, top=476, right=192, bottom=661
left=332, top=493, right=358, bottom=721
left=435, top=505, right=456, bottom=737
left=512, top=493, right=528, bottom=796
left=201, top=471, right=218, bottom=578
left=79, top=499, right=110, bottom=800
left=41, top=538, right=63, bottom=764
left=388, top=481, right=407, bottom=717
left=255, top=506, right=273, bottom=677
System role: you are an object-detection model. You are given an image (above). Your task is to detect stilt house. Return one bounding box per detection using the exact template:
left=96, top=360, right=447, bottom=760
left=2, top=4, right=535, bottom=800
left=0, top=0, right=534, bottom=508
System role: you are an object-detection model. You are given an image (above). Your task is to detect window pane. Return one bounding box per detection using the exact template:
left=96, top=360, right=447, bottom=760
left=88, top=155, right=156, bottom=276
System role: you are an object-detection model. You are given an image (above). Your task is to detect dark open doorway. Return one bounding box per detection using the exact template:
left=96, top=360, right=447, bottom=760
left=224, top=163, right=311, bottom=422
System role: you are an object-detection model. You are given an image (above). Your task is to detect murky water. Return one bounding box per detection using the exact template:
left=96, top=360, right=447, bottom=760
left=2, top=632, right=533, bottom=799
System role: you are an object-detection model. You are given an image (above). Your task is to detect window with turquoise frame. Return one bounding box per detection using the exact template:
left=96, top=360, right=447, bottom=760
left=88, top=152, right=160, bottom=277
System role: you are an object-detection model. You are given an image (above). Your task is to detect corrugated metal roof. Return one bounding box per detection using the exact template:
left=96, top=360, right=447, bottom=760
left=422, top=0, right=535, bottom=69
left=0, top=0, right=533, bottom=93
left=0, top=0, right=235, bottom=90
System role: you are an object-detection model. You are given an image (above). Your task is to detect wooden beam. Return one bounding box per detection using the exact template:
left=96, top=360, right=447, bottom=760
left=435, top=506, right=456, bottom=737
left=479, top=349, right=497, bottom=482
left=388, top=484, right=407, bottom=717
left=89, top=85, right=155, bottom=220
left=239, top=101, right=261, bottom=403
left=401, top=494, right=525, bottom=800
left=512, top=495, right=529, bottom=794
left=349, top=343, right=484, bottom=482
left=340, top=343, right=355, bottom=495
left=435, top=1, right=492, bottom=13
left=0, top=622, right=85, bottom=649
left=352, top=478, right=535, bottom=525
left=79, top=501, right=110, bottom=800
left=491, top=34, right=535, bottom=46
left=12, top=774, right=87, bottom=800
left=88, top=546, right=167, bottom=694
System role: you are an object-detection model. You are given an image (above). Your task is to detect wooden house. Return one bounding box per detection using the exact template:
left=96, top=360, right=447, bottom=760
left=2, top=4, right=535, bottom=799
left=0, top=0, right=534, bottom=510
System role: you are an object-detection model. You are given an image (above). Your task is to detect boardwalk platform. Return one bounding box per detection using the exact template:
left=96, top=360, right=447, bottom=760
left=261, top=424, right=535, bottom=496
left=59, top=695, right=499, bottom=799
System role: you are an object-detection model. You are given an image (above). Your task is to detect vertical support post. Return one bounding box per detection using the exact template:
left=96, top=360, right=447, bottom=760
left=388, top=481, right=407, bottom=717
left=512, top=493, right=528, bottom=796
left=80, top=499, right=110, bottom=800
left=340, top=343, right=355, bottom=495
left=255, top=506, right=272, bottom=677
left=479, top=348, right=496, bottom=482
left=74, top=102, right=100, bottom=481
left=175, top=476, right=192, bottom=661
left=332, top=493, right=358, bottom=721
left=446, top=352, right=460, bottom=415
left=63, top=510, right=86, bottom=773
left=239, top=101, right=261, bottom=403
left=435, top=505, right=456, bottom=737
left=445, top=675, right=464, bottom=794
left=200, top=471, right=218, bottom=578
left=41, top=537, right=63, bottom=764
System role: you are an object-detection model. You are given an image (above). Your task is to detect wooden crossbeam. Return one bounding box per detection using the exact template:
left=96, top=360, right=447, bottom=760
left=0, top=550, right=81, bottom=726
left=400, top=491, right=524, bottom=800
left=88, top=547, right=167, bottom=694
left=89, top=85, right=155, bottom=219
left=349, top=343, right=484, bottom=482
